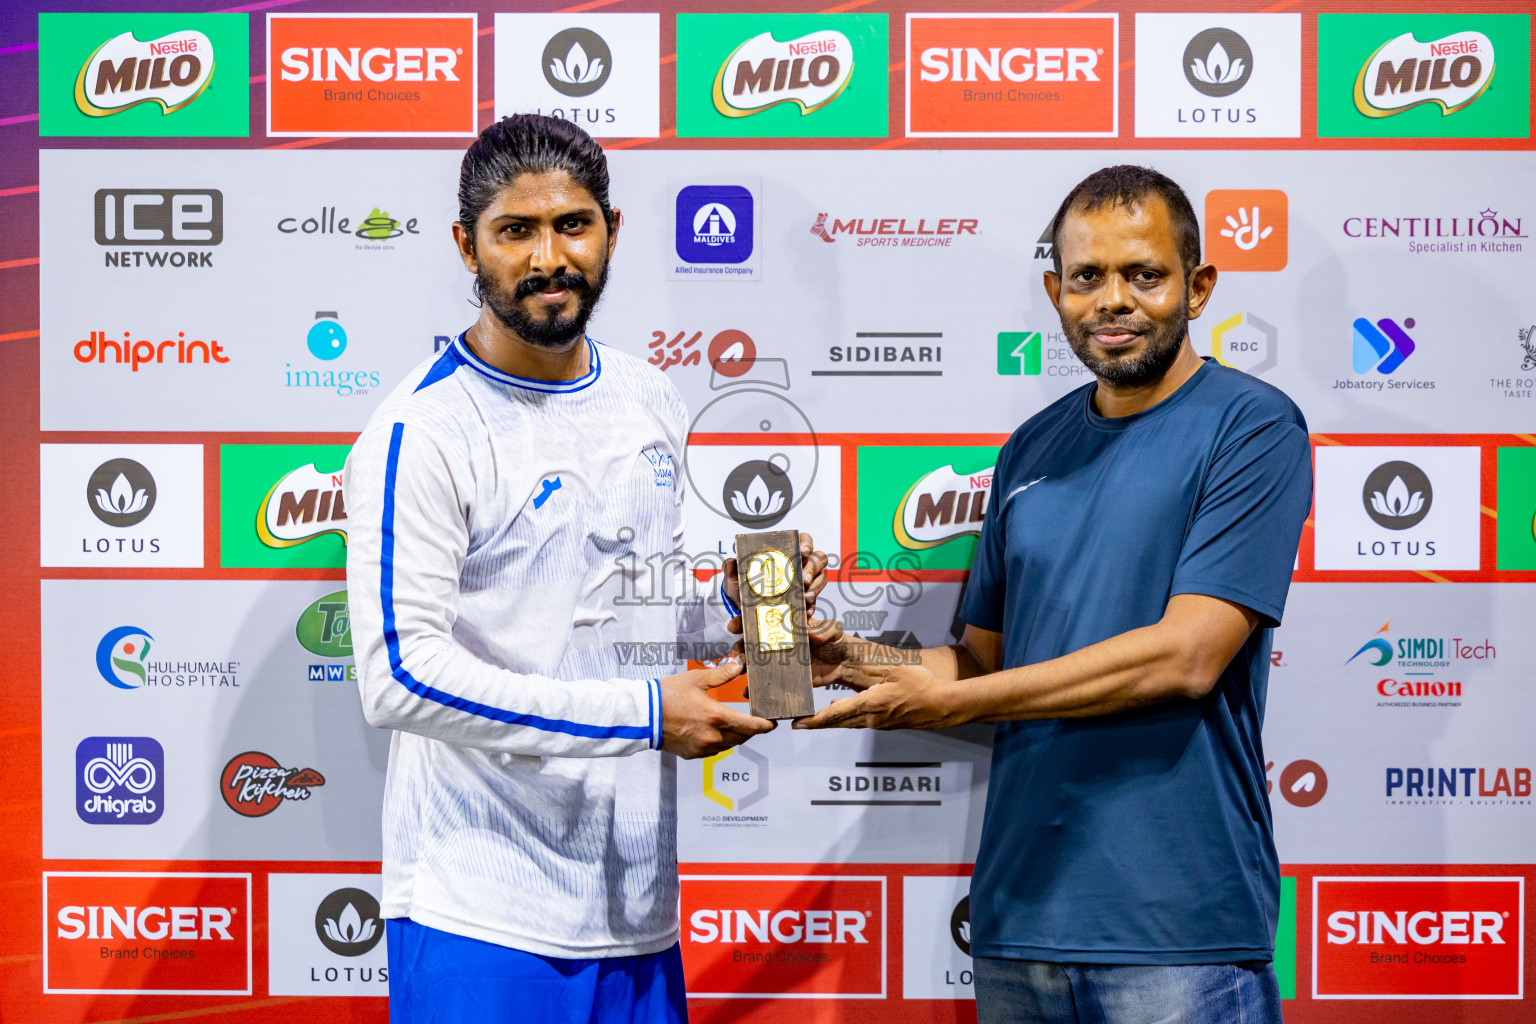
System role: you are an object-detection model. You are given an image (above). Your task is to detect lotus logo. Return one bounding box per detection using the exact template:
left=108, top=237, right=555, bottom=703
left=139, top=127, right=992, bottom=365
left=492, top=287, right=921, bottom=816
left=950, top=895, right=971, bottom=955
left=315, top=887, right=384, bottom=956
left=86, top=458, right=157, bottom=528
left=723, top=459, right=792, bottom=529
left=1182, top=28, right=1253, bottom=98
left=97, top=625, right=154, bottom=689
left=542, top=28, right=612, bottom=97
left=1362, top=461, right=1433, bottom=530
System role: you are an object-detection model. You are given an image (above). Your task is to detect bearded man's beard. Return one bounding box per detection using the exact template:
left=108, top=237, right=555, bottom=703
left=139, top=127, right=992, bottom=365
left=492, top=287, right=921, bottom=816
left=476, top=260, right=610, bottom=349
left=1061, top=297, right=1189, bottom=388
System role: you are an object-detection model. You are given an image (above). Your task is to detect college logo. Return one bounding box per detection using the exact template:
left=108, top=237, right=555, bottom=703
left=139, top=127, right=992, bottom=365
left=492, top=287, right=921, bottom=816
left=268, top=13, right=477, bottom=137
left=220, top=752, right=324, bottom=817
left=908, top=14, right=1117, bottom=137
left=1207, top=312, right=1278, bottom=375
left=1362, top=461, right=1433, bottom=530
left=1204, top=190, right=1287, bottom=271
left=1136, top=14, right=1301, bottom=138
left=494, top=14, right=659, bottom=137
left=315, top=888, right=383, bottom=956
left=895, top=465, right=993, bottom=550
left=44, top=872, right=251, bottom=994
left=1312, top=446, right=1480, bottom=570
left=676, top=14, right=887, bottom=138
left=275, top=206, right=421, bottom=247
left=221, top=445, right=351, bottom=568
left=1318, top=15, right=1529, bottom=139
left=77, top=736, right=164, bottom=824
left=87, top=458, right=157, bottom=527
left=40, top=14, right=249, bottom=137
left=1184, top=29, right=1252, bottom=97
left=681, top=875, right=886, bottom=997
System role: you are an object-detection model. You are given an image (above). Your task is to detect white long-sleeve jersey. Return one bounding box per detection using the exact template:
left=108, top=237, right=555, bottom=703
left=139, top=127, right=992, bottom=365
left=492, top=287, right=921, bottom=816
left=344, top=332, right=736, bottom=959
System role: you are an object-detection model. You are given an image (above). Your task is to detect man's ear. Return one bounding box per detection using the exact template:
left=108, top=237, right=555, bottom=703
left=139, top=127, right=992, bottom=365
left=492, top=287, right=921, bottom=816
left=451, top=221, right=478, bottom=274
left=606, top=207, right=621, bottom=262
left=1043, top=270, right=1063, bottom=312
left=1185, top=262, right=1218, bottom=321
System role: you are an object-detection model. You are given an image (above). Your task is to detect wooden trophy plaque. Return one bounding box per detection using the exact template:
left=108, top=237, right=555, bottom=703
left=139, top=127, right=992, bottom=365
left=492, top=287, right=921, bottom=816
left=735, top=530, right=815, bottom=720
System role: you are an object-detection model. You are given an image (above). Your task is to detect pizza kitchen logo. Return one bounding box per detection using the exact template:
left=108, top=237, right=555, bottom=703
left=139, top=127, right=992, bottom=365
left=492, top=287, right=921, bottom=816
left=76, top=29, right=214, bottom=117
left=712, top=29, right=854, bottom=119
left=220, top=751, right=324, bottom=816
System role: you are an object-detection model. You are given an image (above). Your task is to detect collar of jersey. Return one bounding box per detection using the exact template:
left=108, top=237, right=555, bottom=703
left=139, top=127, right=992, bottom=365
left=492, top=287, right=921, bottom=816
left=453, top=331, right=601, bottom=394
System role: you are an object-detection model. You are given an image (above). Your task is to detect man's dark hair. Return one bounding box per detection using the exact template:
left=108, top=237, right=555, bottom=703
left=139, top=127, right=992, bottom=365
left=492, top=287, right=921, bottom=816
left=1048, top=165, right=1201, bottom=277
left=457, top=113, right=616, bottom=249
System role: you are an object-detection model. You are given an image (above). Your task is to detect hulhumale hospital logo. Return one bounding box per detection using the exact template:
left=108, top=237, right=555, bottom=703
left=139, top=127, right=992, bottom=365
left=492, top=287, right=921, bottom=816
left=97, top=626, right=153, bottom=688
left=1183, top=28, right=1253, bottom=97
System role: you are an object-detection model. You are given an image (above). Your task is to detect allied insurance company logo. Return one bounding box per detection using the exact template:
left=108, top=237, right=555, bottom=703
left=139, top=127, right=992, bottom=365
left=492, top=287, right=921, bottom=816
left=1355, top=30, right=1496, bottom=119
left=675, top=185, right=754, bottom=267
left=94, top=188, right=222, bottom=269
left=74, top=28, right=214, bottom=118
left=77, top=736, right=165, bottom=824
left=907, top=14, right=1117, bottom=137
left=1204, top=190, right=1287, bottom=271
left=267, top=13, right=477, bottom=137
left=220, top=752, right=324, bottom=816
left=316, top=887, right=384, bottom=957
left=711, top=28, right=854, bottom=119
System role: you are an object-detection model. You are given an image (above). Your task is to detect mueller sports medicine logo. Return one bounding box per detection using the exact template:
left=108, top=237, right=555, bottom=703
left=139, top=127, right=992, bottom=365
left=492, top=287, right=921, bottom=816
left=712, top=30, right=854, bottom=118
left=811, top=214, right=979, bottom=249
left=220, top=752, right=324, bottom=816
left=75, top=30, right=214, bottom=117
left=77, top=737, right=164, bottom=824
left=258, top=465, right=348, bottom=550
left=96, top=625, right=240, bottom=691
left=1355, top=31, right=1495, bottom=119
left=94, top=189, right=221, bottom=268
left=896, top=465, right=993, bottom=550
left=1314, top=877, right=1522, bottom=998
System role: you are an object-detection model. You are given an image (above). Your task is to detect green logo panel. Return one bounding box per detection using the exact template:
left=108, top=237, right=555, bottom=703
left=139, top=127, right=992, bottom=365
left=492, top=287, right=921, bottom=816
left=1274, top=875, right=1297, bottom=1000
left=1496, top=447, right=1536, bottom=570
left=676, top=13, right=888, bottom=139
left=1316, top=14, right=1529, bottom=139
left=39, top=12, right=249, bottom=137
left=857, top=446, right=999, bottom=572
left=220, top=445, right=351, bottom=569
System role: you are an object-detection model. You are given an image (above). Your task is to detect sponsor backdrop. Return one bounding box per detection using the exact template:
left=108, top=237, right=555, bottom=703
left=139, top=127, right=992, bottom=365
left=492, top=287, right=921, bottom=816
left=1, top=0, right=1532, bottom=1022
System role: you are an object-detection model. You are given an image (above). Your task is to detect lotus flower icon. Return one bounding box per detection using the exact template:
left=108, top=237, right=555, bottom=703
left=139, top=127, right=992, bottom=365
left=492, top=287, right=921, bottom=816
left=550, top=42, right=603, bottom=86
left=1181, top=28, right=1253, bottom=98
left=541, top=28, right=612, bottom=97
left=96, top=473, right=149, bottom=516
left=1369, top=476, right=1424, bottom=520
left=731, top=474, right=785, bottom=518
left=1190, top=42, right=1244, bottom=86
left=323, top=901, right=377, bottom=946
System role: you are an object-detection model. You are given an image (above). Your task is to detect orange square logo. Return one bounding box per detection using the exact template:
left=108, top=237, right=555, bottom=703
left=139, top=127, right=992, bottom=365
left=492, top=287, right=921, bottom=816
left=44, top=872, right=251, bottom=994
left=906, top=14, right=1117, bottom=137
left=267, top=14, right=477, bottom=137
left=1205, top=189, right=1288, bottom=271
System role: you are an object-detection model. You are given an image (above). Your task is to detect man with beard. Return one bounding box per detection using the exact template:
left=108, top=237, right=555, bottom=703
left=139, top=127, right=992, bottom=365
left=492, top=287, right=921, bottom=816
left=344, top=115, right=826, bottom=1022
left=797, top=166, right=1311, bottom=1023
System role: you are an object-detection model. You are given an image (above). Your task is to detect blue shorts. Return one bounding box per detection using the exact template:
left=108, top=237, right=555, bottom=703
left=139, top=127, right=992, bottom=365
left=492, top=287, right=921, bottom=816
left=386, top=918, right=688, bottom=1024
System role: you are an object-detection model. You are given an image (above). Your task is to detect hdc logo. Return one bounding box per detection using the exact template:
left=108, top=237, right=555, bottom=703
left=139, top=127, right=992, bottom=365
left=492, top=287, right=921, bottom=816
left=1204, top=190, right=1287, bottom=270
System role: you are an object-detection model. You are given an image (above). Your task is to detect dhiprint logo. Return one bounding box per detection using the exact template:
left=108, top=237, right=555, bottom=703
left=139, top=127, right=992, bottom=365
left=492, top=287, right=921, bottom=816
left=315, top=888, right=383, bottom=956
left=76, top=736, right=164, bottom=824
left=1184, top=28, right=1253, bottom=97
left=1204, top=190, right=1287, bottom=271
left=220, top=752, right=324, bottom=817
left=87, top=459, right=156, bottom=527
left=543, top=28, right=611, bottom=97
left=1355, top=31, right=1495, bottom=119
left=75, top=30, right=214, bottom=117
left=673, top=185, right=756, bottom=274
left=1363, top=461, right=1433, bottom=530
left=1352, top=317, right=1417, bottom=375
left=96, top=626, right=153, bottom=689
left=724, top=459, right=793, bottom=529
left=712, top=30, right=854, bottom=119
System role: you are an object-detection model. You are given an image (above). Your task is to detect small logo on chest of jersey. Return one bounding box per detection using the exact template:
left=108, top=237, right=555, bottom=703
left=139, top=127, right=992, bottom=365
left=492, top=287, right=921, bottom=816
left=640, top=446, right=676, bottom=488
left=533, top=477, right=562, bottom=509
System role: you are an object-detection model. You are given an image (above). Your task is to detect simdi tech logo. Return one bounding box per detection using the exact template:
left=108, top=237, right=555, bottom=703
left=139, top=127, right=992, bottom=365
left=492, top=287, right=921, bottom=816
left=39, top=14, right=249, bottom=137
left=675, top=14, right=888, bottom=138
left=219, top=445, right=351, bottom=569
left=907, top=13, right=1117, bottom=137
left=1317, top=15, right=1530, bottom=139
left=268, top=13, right=478, bottom=137
left=494, top=14, right=661, bottom=138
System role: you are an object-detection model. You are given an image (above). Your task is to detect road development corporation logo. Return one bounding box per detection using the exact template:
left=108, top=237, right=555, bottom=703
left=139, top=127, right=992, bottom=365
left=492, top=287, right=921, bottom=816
left=1204, top=190, right=1287, bottom=271
left=268, top=13, right=477, bottom=137
left=1207, top=312, right=1278, bottom=375
left=703, top=747, right=770, bottom=817
left=220, top=752, right=324, bottom=817
left=44, top=872, right=251, bottom=994
left=681, top=875, right=886, bottom=997
left=895, top=465, right=994, bottom=550
left=77, top=737, right=164, bottom=824
left=1314, top=876, right=1523, bottom=998
left=39, top=14, right=249, bottom=137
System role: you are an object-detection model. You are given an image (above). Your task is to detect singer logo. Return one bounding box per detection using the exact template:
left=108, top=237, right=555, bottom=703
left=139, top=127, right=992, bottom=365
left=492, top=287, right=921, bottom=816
left=44, top=872, right=251, bottom=994
left=267, top=14, right=477, bottom=136
left=1204, top=190, right=1288, bottom=271
left=681, top=875, right=886, bottom=997
left=907, top=14, right=1117, bottom=137
left=1355, top=31, right=1495, bottom=118
left=1313, top=876, right=1522, bottom=998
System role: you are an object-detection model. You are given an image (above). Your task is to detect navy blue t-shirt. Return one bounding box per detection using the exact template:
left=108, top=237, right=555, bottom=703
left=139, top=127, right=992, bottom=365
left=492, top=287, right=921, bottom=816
left=959, top=359, right=1312, bottom=965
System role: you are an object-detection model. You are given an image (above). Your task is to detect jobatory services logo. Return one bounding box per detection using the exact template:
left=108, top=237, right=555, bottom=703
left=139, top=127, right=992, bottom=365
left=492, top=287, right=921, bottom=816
left=44, top=872, right=251, bottom=995
left=220, top=752, right=325, bottom=817
left=1342, top=207, right=1526, bottom=257
left=1495, top=447, right=1536, bottom=569
left=494, top=14, right=659, bottom=137
left=907, top=13, right=1116, bottom=137
left=673, top=183, right=759, bottom=279
left=95, top=624, right=241, bottom=691
left=1312, top=446, right=1481, bottom=570
left=676, top=14, right=888, bottom=138
left=1206, top=312, right=1278, bottom=375
left=857, top=446, right=999, bottom=571
left=43, top=444, right=204, bottom=568
left=1134, top=14, right=1301, bottom=138
left=40, top=14, right=249, bottom=137
left=1317, top=15, right=1530, bottom=139
left=1313, top=876, right=1523, bottom=999
left=220, top=445, right=351, bottom=569
left=1204, top=190, right=1287, bottom=271
left=268, top=13, right=477, bottom=137
left=94, top=188, right=222, bottom=269
left=76, top=736, right=164, bottom=825
left=1351, top=317, right=1419, bottom=380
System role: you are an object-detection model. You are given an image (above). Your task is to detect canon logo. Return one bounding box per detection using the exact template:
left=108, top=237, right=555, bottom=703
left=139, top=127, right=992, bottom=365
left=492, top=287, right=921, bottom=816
left=688, top=909, right=869, bottom=944
left=57, top=904, right=234, bottom=941
left=919, top=47, right=1100, bottom=84
left=279, top=47, right=460, bottom=84
left=1326, top=909, right=1505, bottom=946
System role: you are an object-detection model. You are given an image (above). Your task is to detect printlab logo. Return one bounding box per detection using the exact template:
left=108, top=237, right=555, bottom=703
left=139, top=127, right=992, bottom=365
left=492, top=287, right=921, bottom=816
left=543, top=28, right=611, bottom=96
left=1204, top=190, right=1287, bottom=271
left=315, top=888, right=383, bottom=956
left=674, top=185, right=756, bottom=275
left=724, top=459, right=793, bottom=529
left=950, top=895, right=971, bottom=955
left=77, top=736, right=164, bottom=824
left=1352, top=317, right=1417, bottom=375
left=220, top=752, right=324, bottom=817
left=97, top=626, right=153, bottom=688
left=94, top=189, right=222, bottom=269
left=1362, top=461, right=1433, bottom=530
left=1184, top=29, right=1253, bottom=97
left=87, top=459, right=156, bottom=527
left=1267, top=758, right=1328, bottom=807
left=703, top=746, right=769, bottom=814
left=1209, top=312, right=1278, bottom=375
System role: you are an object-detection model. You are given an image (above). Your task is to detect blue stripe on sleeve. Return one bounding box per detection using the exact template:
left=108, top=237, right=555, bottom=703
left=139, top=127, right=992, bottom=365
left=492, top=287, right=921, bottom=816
left=648, top=678, right=660, bottom=750
left=720, top=577, right=741, bottom=619
left=380, top=421, right=650, bottom=743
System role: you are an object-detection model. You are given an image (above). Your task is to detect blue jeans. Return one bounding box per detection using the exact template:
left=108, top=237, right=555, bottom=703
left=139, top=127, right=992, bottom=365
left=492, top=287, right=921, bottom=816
left=974, top=958, right=1282, bottom=1024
